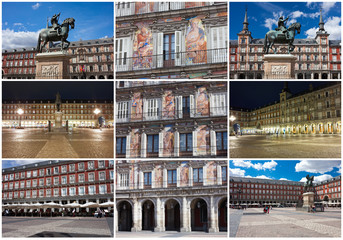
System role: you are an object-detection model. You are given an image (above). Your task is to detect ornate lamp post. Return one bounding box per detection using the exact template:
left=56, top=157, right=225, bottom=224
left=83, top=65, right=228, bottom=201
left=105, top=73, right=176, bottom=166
left=94, top=108, right=101, bottom=128
left=17, top=108, right=24, bottom=128
left=230, top=115, right=236, bottom=136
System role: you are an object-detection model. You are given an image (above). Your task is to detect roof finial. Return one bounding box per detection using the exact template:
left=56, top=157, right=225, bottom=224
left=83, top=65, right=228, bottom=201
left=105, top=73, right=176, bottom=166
left=243, top=6, right=249, bottom=31
left=319, top=7, right=325, bottom=31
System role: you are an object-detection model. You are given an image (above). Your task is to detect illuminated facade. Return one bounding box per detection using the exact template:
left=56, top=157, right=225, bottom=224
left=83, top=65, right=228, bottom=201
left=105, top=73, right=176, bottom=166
left=2, top=99, right=114, bottom=128
left=116, top=160, right=227, bottom=232
left=230, top=82, right=341, bottom=135
left=2, top=160, right=114, bottom=213
left=116, top=81, right=227, bottom=158
left=230, top=9, right=341, bottom=79
left=116, top=2, right=227, bottom=79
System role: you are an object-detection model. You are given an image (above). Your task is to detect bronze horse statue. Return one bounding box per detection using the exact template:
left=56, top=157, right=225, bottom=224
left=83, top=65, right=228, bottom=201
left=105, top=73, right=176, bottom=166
left=37, top=17, right=75, bottom=53
left=263, top=22, right=301, bottom=54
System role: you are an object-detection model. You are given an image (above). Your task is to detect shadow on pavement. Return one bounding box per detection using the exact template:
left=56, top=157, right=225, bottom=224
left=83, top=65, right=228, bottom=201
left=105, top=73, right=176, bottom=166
left=29, top=231, right=112, bottom=237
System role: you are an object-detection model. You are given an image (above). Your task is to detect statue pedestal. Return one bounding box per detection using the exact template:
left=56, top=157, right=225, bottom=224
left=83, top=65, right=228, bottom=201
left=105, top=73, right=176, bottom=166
left=35, top=51, right=71, bottom=79
left=302, top=192, right=315, bottom=212
left=53, top=111, right=66, bottom=132
left=263, top=54, right=297, bottom=79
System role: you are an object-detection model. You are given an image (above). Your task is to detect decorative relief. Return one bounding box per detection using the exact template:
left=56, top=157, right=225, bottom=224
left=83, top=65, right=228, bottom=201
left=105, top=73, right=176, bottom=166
left=41, top=65, right=59, bottom=77
left=271, top=65, right=288, bottom=75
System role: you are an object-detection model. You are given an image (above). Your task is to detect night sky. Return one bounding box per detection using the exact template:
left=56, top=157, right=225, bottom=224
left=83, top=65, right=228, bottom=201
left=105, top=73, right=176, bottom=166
left=2, top=81, right=113, bottom=100
left=230, top=81, right=339, bottom=110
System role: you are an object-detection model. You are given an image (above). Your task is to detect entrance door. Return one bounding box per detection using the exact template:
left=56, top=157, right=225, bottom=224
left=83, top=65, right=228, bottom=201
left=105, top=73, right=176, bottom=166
left=165, top=200, right=180, bottom=231
left=191, top=199, right=208, bottom=231
left=118, top=201, right=132, bottom=231
left=219, top=199, right=227, bottom=231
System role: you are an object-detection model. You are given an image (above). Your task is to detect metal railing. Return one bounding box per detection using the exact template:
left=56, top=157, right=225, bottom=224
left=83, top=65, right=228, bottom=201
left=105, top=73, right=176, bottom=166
left=116, top=48, right=227, bottom=72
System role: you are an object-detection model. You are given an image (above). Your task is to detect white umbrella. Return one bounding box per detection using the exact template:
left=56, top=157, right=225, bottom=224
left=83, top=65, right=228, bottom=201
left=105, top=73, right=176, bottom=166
left=64, top=202, right=81, bottom=208
left=43, top=202, right=62, bottom=208
left=99, top=201, right=114, bottom=208
left=80, top=202, right=99, bottom=208
left=31, top=203, right=43, bottom=208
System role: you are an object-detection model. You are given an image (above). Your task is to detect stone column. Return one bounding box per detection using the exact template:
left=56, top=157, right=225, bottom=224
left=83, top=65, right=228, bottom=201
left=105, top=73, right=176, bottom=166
left=86, top=199, right=89, bottom=213
left=114, top=202, right=118, bottom=232
left=163, top=168, right=167, bottom=188
left=76, top=199, right=79, bottom=213
left=59, top=200, right=62, bottom=212
left=131, top=199, right=142, bottom=232
left=180, top=197, right=191, bottom=232
left=154, top=198, right=165, bottom=232
left=209, top=196, right=219, bottom=232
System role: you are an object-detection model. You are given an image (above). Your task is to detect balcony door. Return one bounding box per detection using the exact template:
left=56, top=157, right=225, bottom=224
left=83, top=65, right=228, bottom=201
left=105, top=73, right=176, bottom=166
left=163, top=34, right=175, bottom=67
left=211, top=26, right=227, bottom=63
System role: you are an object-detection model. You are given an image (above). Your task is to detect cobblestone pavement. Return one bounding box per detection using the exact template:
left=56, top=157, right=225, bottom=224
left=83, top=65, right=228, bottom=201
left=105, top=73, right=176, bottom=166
left=231, top=208, right=341, bottom=237
left=116, top=231, right=228, bottom=238
left=2, top=128, right=113, bottom=158
left=230, top=134, right=341, bottom=158
left=2, top=216, right=113, bottom=237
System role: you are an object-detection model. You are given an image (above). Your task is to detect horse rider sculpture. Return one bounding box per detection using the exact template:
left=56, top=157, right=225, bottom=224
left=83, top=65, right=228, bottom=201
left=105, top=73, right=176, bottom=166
left=275, top=16, right=289, bottom=39
left=50, top=13, right=61, bottom=36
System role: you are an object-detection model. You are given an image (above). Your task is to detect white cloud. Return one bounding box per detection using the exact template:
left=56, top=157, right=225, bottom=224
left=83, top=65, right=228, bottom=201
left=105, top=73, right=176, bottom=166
left=4, top=22, right=8, bottom=26
left=306, top=16, right=341, bottom=40
left=3, top=160, right=46, bottom=168
left=322, top=2, right=335, bottom=15
left=249, top=16, right=258, bottom=22
left=229, top=168, right=246, bottom=177
left=232, top=160, right=277, bottom=171
left=264, top=11, right=283, bottom=30
left=295, top=160, right=341, bottom=174
left=255, top=175, right=272, bottom=179
left=291, top=10, right=304, bottom=19
left=2, top=28, right=43, bottom=50
left=13, top=23, right=23, bottom=26
left=100, top=35, right=109, bottom=39
left=300, top=174, right=333, bottom=183
left=305, top=26, right=317, bottom=39
left=32, top=3, right=41, bottom=10
left=279, top=178, right=290, bottom=181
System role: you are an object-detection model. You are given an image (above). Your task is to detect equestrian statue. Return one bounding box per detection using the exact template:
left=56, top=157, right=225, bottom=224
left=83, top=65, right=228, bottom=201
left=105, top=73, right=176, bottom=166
left=37, top=13, right=75, bottom=53
left=263, top=15, right=301, bottom=54
left=303, top=175, right=314, bottom=193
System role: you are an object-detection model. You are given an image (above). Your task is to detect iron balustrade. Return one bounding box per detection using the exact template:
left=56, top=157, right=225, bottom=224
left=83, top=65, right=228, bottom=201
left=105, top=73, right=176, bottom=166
left=116, top=48, right=228, bottom=72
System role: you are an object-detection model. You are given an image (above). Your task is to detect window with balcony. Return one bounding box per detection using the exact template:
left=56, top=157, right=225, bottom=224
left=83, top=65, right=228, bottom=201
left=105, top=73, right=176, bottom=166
left=46, top=189, right=51, bottom=197
left=69, top=175, right=75, bottom=184
left=88, top=185, right=95, bottom=195
left=89, top=173, right=95, bottom=182
left=26, top=190, right=31, bottom=198
left=99, top=172, right=106, bottom=181
left=144, top=172, right=152, bottom=188
left=46, top=168, right=51, bottom=176
left=54, top=177, right=59, bottom=185
left=88, top=161, right=94, bottom=170
left=78, top=162, right=84, bottom=171
left=79, top=174, right=85, bottom=183
left=21, top=172, right=25, bottom=178
left=9, top=183, right=13, bottom=189
left=168, top=169, right=177, bottom=186
left=33, top=170, right=37, bottom=177
left=20, top=191, right=24, bottom=198
left=54, top=167, right=59, bottom=174
left=116, top=137, right=126, bottom=157
left=99, top=185, right=106, bottom=194
left=180, top=133, right=192, bottom=155
left=147, top=134, right=159, bottom=157
left=26, top=180, right=31, bottom=188
left=54, top=189, right=59, bottom=196
left=32, top=180, right=37, bottom=187
left=79, top=186, right=85, bottom=195
left=20, top=181, right=25, bottom=188
left=193, top=168, right=203, bottom=185
left=61, top=165, right=67, bottom=173
left=27, top=171, right=31, bottom=178
left=69, top=164, right=75, bottom=172
left=98, top=160, right=105, bottom=168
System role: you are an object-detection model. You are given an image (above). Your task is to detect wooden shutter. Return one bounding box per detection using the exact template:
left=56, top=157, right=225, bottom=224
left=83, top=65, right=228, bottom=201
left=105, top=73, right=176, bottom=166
left=126, top=134, right=131, bottom=158
left=210, top=129, right=217, bottom=156
left=175, top=96, right=183, bottom=119
left=175, top=31, right=182, bottom=66
left=209, top=93, right=214, bottom=116
left=116, top=37, right=130, bottom=71
left=174, top=131, right=179, bottom=157
left=141, top=132, right=147, bottom=158
left=190, top=95, right=195, bottom=118
left=157, top=33, right=164, bottom=68
left=159, top=2, right=169, bottom=11
left=159, top=131, right=164, bottom=157
left=192, top=129, right=197, bottom=156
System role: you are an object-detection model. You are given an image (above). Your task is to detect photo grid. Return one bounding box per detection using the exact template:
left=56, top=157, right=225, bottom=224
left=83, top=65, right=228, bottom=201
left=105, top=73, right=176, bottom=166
left=0, top=0, right=342, bottom=239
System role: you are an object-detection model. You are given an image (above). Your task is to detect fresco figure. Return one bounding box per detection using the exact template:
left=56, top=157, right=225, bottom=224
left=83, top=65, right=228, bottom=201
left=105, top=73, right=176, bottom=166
left=162, top=91, right=175, bottom=119
left=130, top=129, right=141, bottom=157
left=133, top=22, right=153, bottom=69
left=163, top=127, right=174, bottom=157
left=206, top=161, right=217, bottom=185
left=135, top=2, right=155, bottom=14
left=155, top=166, right=163, bottom=188
left=197, top=125, right=209, bottom=155
left=185, top=16, right=207, bottom=64
left=196, top=87, right=209, bottom=116
left=180, top=162, right=189, bottom=186
left=131, top=93, right=143, bottom=121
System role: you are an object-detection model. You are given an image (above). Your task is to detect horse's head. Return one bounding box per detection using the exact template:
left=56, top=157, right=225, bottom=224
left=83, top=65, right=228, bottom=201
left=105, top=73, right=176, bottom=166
left=289, top=22, right=301, bottom=34
left=62, top=18, right=75, bottom=29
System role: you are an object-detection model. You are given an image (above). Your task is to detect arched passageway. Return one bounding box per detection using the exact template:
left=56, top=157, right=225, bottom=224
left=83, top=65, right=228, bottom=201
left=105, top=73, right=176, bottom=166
left=117, top=201, right=132, bottom=231
left=142, top=200, right=155, bottom=231
left=165, top=199, right=180, bottom=231
left=191, top=198, right=208, bottom=232
left=218, top=198, right=227, bottom=232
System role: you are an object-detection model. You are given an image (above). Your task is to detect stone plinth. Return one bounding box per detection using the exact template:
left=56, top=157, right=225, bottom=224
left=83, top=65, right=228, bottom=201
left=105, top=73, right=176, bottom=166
left=263, top=54, right=297, bottom=79
left=35, top=51, right=71, bottom=79
left=302, top=192, right=314, bottom=212
left=53, top=111, right=66, bottom=132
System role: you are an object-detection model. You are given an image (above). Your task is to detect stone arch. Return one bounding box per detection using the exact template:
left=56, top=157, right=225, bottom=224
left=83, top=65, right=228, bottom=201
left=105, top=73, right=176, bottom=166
left=297, top=73, right=303, bottom=79
left=322, top=73, right=328, bottom=79
left=108, top=75, right=114, bottom=79
left=164, top=198, right=181, bottom=231
left=190, top=197, right=209, bottom=232
left=217, top=197, right=227, bottom=232
left=314, top=73, right=319, bottom=79
left=99, top=75, right=105, bottom=79
left=141, top=199, right=155, bottom=231
left=117, top=200, right=133, bottom=231
left=238, top=73, right=245, bottom=79
left=89, top=75, right=96, bottom=79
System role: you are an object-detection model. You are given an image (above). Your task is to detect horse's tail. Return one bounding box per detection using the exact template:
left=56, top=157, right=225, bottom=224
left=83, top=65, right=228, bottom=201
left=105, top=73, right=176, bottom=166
left=36, top=32, right=41, bottom=53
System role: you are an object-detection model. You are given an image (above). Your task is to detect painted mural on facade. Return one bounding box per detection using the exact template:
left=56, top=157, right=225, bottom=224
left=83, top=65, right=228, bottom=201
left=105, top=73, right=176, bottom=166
left=116, top=22, right=131, bottom=29
left=211, top=12, right=228, bottom=17
left=196, top=86, right=209, bottom=116
left=155, top=165, right=163, bottom=188
left=180, top=161, right=189, bottom=187
left=130, top=165, right=135, bottom=189
left=185, top=2, right=205, bottom=8
left=162, top=91, right=175, bottom=119
left=185, top=15, right=207, bottom=65
left=157, top=17, right=182, bottom=23
left=163, top=126, right=174, bottom=157
left=130, top=129, right=141, bottom=157
left=131, top=92, right=143, bottom=121
left=135, top=2, right=155, bottom=14
left=197, top=125, right=209, bottom=155
left=206, top=161, right=217, bottom=185
left=131, top=81, right=145, bottom=87
left=133, top=21, right=153, bottom=69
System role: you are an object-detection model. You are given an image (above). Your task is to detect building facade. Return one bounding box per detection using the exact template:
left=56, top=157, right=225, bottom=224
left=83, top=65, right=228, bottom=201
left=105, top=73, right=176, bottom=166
left=2, top=37, right=114, bottom=79
left=116, top=2, right=227, bottom=79
left=230, top=82, right=341, bottom=135
left=2, top=160, right=114, bottom=213
left=116, top=81, right=227, bottom=158
left=116, top=160, right=227, bottom=232
left=230, top=9, right=341, bottom=79
left=230, top=175, right=341, bottom=207
left=2, top=97, right=114, bottom=128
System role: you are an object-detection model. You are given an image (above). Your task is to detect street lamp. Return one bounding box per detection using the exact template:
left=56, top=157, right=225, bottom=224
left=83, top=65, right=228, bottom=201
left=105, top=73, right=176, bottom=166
left=94, top=108, right=101, bottom=129
left=17, top=108, right=24, bottom=128
left=229, top=115, right=236, bottom=122
left=230, top=115, right=237, bottom=136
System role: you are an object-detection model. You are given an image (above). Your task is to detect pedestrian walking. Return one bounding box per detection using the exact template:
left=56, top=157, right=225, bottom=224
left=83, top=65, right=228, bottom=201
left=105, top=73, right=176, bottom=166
left=267, top=206, right=270, bottom=214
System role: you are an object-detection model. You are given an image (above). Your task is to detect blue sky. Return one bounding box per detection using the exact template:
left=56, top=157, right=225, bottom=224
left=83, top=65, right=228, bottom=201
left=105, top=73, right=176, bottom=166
left=2, top=2, right=114, bottom=49
left=229, top=160, right=341, bottom=183
left=230, top=2, right=341, bottom=40
left=2, top=160, right=46, bottom=169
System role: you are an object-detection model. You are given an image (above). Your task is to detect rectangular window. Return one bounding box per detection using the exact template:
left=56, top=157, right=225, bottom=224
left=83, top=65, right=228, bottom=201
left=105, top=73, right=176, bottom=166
left=116, top=137, right=127, bottom=156
left=69, top=175, right=75, bottom=184
left=163, top=33, right=175, bottom=61
left=27, top=171, right=31, bottom=178
left=46, top=168, right=51, bottom=176
left=54, top=177, right=59, bottom=185
left=69, top=187, right=76, bottom=196
left=99, top=185, right=106, bottom=194
left=99, top=172, right=106, bottom=181
left=88, top=186, right=95, bottom=195
left=182, top=96, right=190, bottom=115
left=193, top=168, right=203, bottom=183
left=145, top=98, right=160, bottom=120
left=117, top=101, right=129, bottom=122
left=216, top=132, right=228, bottom=151
left=39, top=189, right=44, bottom=197
left=69, top=164, right=75, bottom=172
left=61, top=176, right=67, bottom=184
left=79, top=186, right=85, bottom=195
left=39, top=169, right=44, bottom=176
left=89, top=173, right=95, bottom=182
left=147, top=134, right=159, bottom=153
left=21, top=172, right=25, bottom=178
left=98, top=160, right=105, bottom=168
left=120, top=173, right=129, bottom=187
left=46, top=189, right=51, bottom=197
left=20, top=181, right=25, bottom=188
left=88, top=161, right=94, bottom=170
left=61, top=165, right=67, bottom=173
left=32, top=180, right=37, bottom=187
left=222, top=166, right=227, bottom=182
left=180, top=133, right=192, bottom=152
left=144, top=172, right=152, bottom=187
left=110, top=171, right=114, bottom=180
left=54, top=167, right=59, bottom=174
left=211, top=93, right=227, bottom=116
left=46, top=178, right=51, bottom=186
left=26, top=180, right=31, bottom=188
left=61, top=188, right=67, bottom=196
left=39, top=179, right=44, bottom=186
left=79, top=174, right=85, bottom=182
left=26, top=190, right=31, bottom=198
left=167, top=170, right=177, bottom=185
left=78, top=162, right=84, bottom=171
left=33, top=170, right=37, bottom=177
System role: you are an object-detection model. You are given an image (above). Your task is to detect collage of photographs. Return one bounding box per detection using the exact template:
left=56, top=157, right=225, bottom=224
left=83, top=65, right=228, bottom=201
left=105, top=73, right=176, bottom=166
left=0, top=0, right=341, bottom=239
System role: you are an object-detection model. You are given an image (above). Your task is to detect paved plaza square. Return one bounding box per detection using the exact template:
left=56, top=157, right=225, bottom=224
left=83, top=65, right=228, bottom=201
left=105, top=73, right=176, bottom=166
left=230, top=135, right=341, bottom=158
left=2, top=216, right=114, bottom=237
left=2, top=128, right=113, bottom=158
left=230, top=208, right=341, bottom=238
left=116, top=231, right=228, bottom=238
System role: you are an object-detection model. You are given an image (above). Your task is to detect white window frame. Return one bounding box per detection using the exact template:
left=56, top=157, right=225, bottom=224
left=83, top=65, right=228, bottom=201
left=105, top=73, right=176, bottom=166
left=88, top=185, right=95, bottom=195
left=144, top=98, right=161, bottom=121
left=99, top=171, right=106, bottom=181
left=88, top=173, right=95, bottom=182
left=116, top=101, right=130, bottom=122
left=69, top=187, right=76, bottom=196
left=99, top=185, right=107, bottom=194
left=79, top=174, right=85, bottom=183
left=210, top=92, right=227, bottom=116
left=79, top=186, right=85, bottom=195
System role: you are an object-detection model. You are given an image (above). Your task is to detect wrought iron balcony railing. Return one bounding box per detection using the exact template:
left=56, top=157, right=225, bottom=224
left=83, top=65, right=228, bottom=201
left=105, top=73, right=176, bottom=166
left=116, top=48, right=227, bottom=72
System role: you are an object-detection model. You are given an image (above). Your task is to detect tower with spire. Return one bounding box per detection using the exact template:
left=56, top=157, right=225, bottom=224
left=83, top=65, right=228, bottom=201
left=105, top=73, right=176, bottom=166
left=237, top=7, right=252, bottom=75
left=315, top=8, right=329, bottom=44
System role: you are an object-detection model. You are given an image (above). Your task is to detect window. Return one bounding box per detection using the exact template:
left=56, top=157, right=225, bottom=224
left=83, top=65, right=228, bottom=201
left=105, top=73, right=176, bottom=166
left=193, top=168, right=203, bottom=183
left=20, top=192, right=24, bottom=198
left=32, top=180, right=37, bottom=187
left=46, top=168, right=51, bottom=176
left=79, top=174, right=85, bottom=182
left=5, top=175, right=9, bottom=181
left=39, top=169, right=44, bottom=176
left=216, top=132, right=228, bottom=151
left=54, top=177, right=59, bottom=185
left=61, top=165, right=67, bottom=173
left=183, top=96, right=190, bottom=115
left=27, top=171, right=31, bottom=178
left=61, top=188, right=67, bottom=196
left=46, top=178, right=51, bottom=186
left=168, top=170, right=177, bottom=185
left=144, top=172, right=152, bottom=187
left=180, top=133, right=192, bottom=152
left=69, top=187, right=76, bottom=196
left=69, top=175, right=75, bottom=184
left=20, top=181, right=25, bottom=188
left=163, top=33, right=175, bottom=62
left=116, top=137, right=126, bottom=156
left=99, top=185, right=106, bottom=194
left=46, top=189, right=51, bottom=197
left=9, top=183, right=13, bottom=189
left=110, top=171, right=114, bottom=180
left=88, top=161, right=94, bottom=170
left=88, top=185, right=95, bottom=195
left=21, top=172, right=25, bottom=178
left=69, top=164, right=75, bottom=172
left=39, top=179, right=44, bottom=186
left=39, top=189, right=44, bottom=197
left=147, top=134, right=159, bottom=154
left=98, top=160, right=105, bottom=168
left=79, top=186, right=85, bottom=195
left=78, top=162, right=84, bottom=171
left=116, top=101, right=129, bottom=122
left=99, top=172, right=106, bottom=181
left=116, top=37, right=130, bottom=71
left=54, top=189, right=59, bottom=196
left=54, top=167, right=59, bottom=174
left=89, top=173, right=95, bottom=181
left=145, top=98, right=160, bottom=120
left=211, top=93, right=227, bottom=116
left=120, top=173, right=129, bottom=187
left=222, top=166, right=227, bottom=182
left=26, top=191, right=31, bottom=198
left=26, top=180, right=31, bottom=187
left=33, top=170, right=37, bottom=177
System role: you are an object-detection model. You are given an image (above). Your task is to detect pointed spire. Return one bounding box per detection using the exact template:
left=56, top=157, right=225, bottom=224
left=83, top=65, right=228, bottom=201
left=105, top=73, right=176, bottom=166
left=319, top=8, right=325, bottom=31
left=243, top=7, right=249, bottom=31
